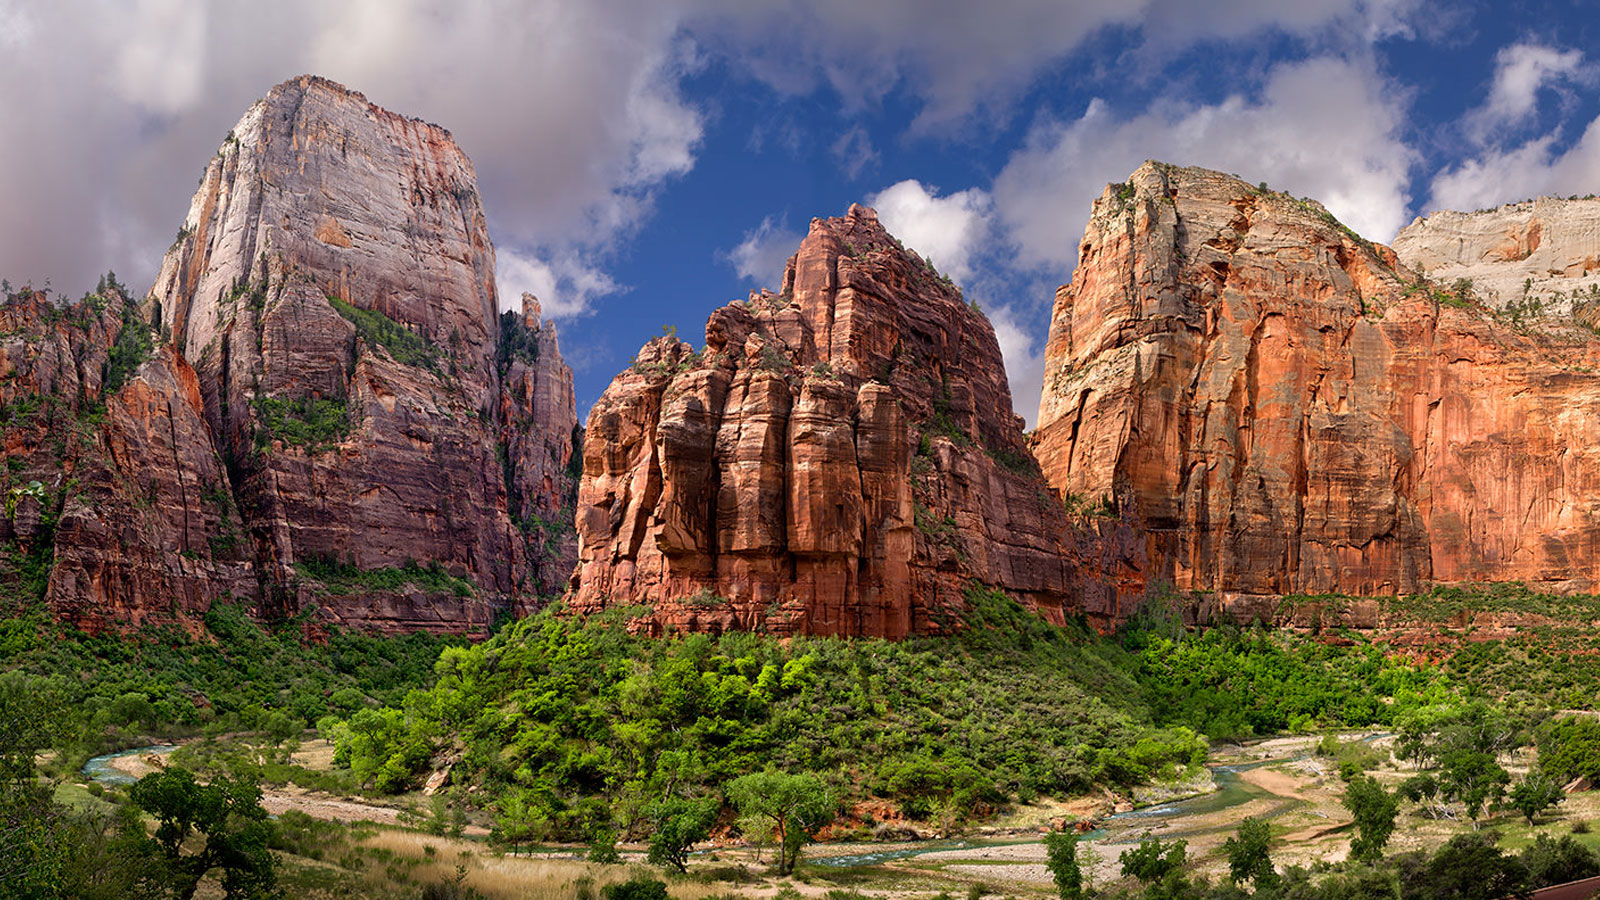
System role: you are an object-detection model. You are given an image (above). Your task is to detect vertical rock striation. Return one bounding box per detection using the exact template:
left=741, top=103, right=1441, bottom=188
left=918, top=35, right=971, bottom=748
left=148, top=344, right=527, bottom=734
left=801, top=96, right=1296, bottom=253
left=569, top=205, right=1143, bottom=636
left=1034, top=162, right=1600, bottom=601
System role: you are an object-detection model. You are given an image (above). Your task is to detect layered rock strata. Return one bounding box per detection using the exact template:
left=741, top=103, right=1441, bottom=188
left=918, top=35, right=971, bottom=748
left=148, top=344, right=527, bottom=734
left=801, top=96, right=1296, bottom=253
left=3, top=76, right=578, bottom=634
left=569, top=205, right=1144, bottom=636
left=1393, top=196, right=1600, bottom=319
left=1034, top=162, right=1600, bottom=598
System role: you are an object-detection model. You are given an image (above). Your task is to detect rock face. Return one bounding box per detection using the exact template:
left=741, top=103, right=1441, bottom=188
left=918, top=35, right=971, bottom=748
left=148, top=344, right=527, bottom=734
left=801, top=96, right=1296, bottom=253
left=1034, top=162, right=1600, bottom=598
left=569, top=205, right=1144, bottom=636
left=2, top=76, right=579, bottom=634
left=1392, top=196, right=1600, bottom=319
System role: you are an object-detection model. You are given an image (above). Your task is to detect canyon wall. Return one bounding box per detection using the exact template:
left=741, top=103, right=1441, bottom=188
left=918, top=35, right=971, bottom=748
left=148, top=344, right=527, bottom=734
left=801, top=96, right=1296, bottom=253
left=1392, top=196, right=1600, bottom=319
left=1, top=76, right=578, bottom=633
left=1033, top=162, right=1600, bottom=600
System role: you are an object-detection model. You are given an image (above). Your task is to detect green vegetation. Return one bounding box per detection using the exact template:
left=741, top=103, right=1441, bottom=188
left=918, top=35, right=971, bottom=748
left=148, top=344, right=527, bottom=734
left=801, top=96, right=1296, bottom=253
left=496, top=310, right=540, bottom=370
left=315, top=585, right=1217, bottom=840
left=296, top=556, right=475, bottom=599
left=102, top=301, right=154, bottom=395
left=327, top=295, right=440, bottom=371
left=1343, top=774, right=1399, bottom=861
left=0, top=604, right=459, bottom=759
left=1097, top=826, right=1600, bottom=900
left=1045, top=831, right=1084, bottom=900
left=726, top=771, right=832, bottom=875
left=252, top=394, right=349, bottom=453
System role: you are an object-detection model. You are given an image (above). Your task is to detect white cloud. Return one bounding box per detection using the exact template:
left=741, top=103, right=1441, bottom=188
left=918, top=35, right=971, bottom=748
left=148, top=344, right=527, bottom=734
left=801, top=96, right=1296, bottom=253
left=1427, top=44, right=1600, bottom=213
left=1428, top=119, right=1600, bottom=213
left=985, top=302, right=1047, bottom=429
left=0, top=0, right=703, bottom=314
left=724, top=216, right=802, bottom=288
left=868, top=180, right=993, bottom=283
left=496, top=249, right=620, bottom=320
left=993, top=55, right=1416, bottom=273
left=830, top=125, right=878, bottom=180
left=698, top=0, right=1421, bottom=130
left=0, top=1, right=1433, bottom=320
left=1465, top=43, right=1585, bottom=144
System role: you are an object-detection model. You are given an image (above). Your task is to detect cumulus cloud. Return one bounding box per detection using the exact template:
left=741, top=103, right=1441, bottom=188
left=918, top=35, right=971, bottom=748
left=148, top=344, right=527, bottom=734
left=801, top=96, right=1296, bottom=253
left=1465, top=43, right=1586, bottom=144
left=1427, top=43, right=1600, bottom=213
left=496, top=250, right=620, bottom=320
left=992, top=55, right=1416, bottom=273
left=0, top=1, right=1431, bottom=324
left=868, top=180, right=993, bottom=283
left=0, top=0, right=701, bottom=315
left=1428, top=120, right=1600, bottom=213
left=724, top=216, right=803, bottom=288
left=985, top=302, right=1048, bottom=429
left=695, top=0, right=1415, bottom=131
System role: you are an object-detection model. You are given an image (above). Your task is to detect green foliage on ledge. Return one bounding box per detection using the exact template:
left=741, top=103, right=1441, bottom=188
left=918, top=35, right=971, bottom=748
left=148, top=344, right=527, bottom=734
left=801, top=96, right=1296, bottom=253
left=327, top=295, right=439, bottom=371
left=295, top=556, right=475, bottom=598
left=252, top=394, right=349, bottom=453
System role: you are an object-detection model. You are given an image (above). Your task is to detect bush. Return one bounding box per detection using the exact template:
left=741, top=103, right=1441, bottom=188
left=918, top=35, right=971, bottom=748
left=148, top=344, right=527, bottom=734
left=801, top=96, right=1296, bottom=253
left=602, top=875, right=668, bottom=900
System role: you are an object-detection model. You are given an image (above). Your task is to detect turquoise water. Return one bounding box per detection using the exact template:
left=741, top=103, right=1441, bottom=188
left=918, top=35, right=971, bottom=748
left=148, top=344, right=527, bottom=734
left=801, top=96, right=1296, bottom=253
left=81, top=745, right=175, bottom=786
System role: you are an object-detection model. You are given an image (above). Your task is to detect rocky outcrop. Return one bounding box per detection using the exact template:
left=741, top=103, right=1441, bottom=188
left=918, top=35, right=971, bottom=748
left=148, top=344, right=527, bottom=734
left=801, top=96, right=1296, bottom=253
left=48, top=345, right=257, bottom=630
left=1392, top=196, right=1600, bottom=319
left=569, top=205, right=1144, bottom=636
left=1034, top=162, right=1600, bottom=598
left=3, top=76, right=579, bottom=634
left=136, top=74, right=579, bottom=632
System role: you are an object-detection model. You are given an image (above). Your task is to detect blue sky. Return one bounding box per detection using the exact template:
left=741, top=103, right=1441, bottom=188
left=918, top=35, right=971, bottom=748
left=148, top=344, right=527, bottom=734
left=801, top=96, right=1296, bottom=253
left=5, top=1, right=1600, bottom=424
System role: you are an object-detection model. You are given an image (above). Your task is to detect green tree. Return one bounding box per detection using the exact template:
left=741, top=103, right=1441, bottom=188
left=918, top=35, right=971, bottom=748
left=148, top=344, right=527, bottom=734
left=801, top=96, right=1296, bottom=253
left=1343, top=774, right=1400, bottom=861
left=1120, top=836, right=1187, bottom=883
left=491, top=789, right=547, bottom=856
left=1506, top=771, right=1565, bottom=825
left=1538, top=717, right=1600, bottom=784
left=1044, top=831, right=1083, bottom=900
left=127, top=767, right=277, bottom=900
left=1222, top=817, right=1275, bottom=888
left=726, top=772, right=832, bottom=875
left=1520, top=833, right=1600, bottom=889
left=644, top=795, right=717, bottom=873
left=1398, top=831, right=1526, bottom=900
left=0, top=675, right=71, bottom=900
left=1437, top=749, right=1510, bottom=826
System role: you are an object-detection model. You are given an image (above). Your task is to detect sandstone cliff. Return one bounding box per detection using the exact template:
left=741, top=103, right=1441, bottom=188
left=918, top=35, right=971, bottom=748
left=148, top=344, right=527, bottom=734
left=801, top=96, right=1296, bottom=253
left=1034, top=162, right=1600, bottom=600
left=1392, top=196, right=1600, bottom=320
left=3, top=76, right=579, bottom=634
left=569, top=205, right=1143, bottom=636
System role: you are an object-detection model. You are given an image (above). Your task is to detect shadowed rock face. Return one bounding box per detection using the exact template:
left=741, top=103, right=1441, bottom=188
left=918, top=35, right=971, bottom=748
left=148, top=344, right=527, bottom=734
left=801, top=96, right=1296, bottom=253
left=2, top=76, right=578, bottom=634
left=1034, top=162, right=1600, bottom=599
left=569, top=205, right=1145, bottom=636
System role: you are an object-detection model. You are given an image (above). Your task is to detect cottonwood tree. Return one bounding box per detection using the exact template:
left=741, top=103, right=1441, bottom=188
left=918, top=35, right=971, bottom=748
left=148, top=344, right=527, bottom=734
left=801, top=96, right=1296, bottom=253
left=127, top=767, right=277, bottom=900
left=1343, top=774, right=1400, bottom=861
left=644, top=795, right=718, bottom=874
left=1223, top=816, right=1276, bottom=888
left=726, top=772, right=833, bottom=875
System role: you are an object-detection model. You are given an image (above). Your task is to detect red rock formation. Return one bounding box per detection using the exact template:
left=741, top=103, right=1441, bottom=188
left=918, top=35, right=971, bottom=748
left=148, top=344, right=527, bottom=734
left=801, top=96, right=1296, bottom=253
left=1034, top=162, right=1600, bottom=599
left=3, top=76, right=578, bottom=634
left=569, top=205, right=1144, bottom=636
left=136, top=75, right=578, bottom=632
